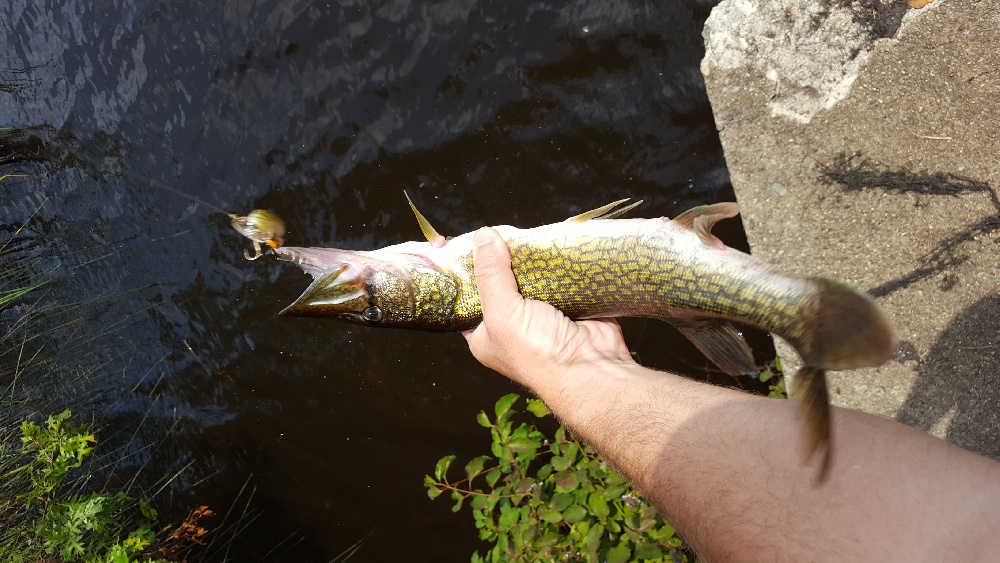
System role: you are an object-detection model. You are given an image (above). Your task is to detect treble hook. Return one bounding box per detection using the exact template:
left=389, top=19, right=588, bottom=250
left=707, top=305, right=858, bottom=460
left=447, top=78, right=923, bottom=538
left=230, top=209, right=286, bottom=260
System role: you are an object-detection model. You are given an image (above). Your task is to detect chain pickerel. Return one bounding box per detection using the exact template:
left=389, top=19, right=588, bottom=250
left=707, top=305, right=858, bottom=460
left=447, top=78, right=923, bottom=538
left=255, top=196, right=897, bottom=481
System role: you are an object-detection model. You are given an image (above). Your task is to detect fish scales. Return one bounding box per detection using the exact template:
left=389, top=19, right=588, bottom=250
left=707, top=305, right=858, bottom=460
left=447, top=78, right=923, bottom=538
left=500, top=233, right=814, bottom=345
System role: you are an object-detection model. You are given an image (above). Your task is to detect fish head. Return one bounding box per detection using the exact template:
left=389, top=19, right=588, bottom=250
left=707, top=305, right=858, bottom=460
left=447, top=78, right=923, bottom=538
left=273, top=246, right=461, bottom=330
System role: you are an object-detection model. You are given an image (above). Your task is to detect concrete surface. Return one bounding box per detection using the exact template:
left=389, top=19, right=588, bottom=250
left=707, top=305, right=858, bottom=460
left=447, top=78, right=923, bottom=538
left=701, top=0, right=1000, bottom=458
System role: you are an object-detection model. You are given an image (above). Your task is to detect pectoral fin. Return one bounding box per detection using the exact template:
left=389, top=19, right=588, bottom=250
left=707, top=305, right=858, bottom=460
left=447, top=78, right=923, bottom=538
left=404, top=191, right=448, bottom=248
left=791, top=367, right=832, bottom=483
left=567, top=199, right=643, bottom=222
left=674, top=321, right=757, bottom=377
left=672, top=202, right=740, bottom=249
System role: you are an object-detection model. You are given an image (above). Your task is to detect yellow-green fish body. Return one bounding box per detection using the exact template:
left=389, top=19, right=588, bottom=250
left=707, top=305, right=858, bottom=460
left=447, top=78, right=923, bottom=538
left=268, top=199, right=897, bottom=480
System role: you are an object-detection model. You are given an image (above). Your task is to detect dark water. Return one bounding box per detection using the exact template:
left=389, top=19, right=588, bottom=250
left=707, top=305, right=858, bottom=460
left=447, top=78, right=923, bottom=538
left=1, top=0, right=769, bottom=560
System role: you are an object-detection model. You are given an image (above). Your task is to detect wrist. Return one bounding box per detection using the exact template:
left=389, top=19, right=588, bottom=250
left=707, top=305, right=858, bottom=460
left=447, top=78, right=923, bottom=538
left=530, top=358, right=656, bottom=435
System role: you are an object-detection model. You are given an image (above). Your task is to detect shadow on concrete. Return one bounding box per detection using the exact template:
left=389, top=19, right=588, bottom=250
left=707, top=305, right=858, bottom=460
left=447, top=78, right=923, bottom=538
left=821, top=152, right=998, bottom=201
left=895, top=293, right=1000, bottom=460
left=820, top=152, right=1000, bottom=297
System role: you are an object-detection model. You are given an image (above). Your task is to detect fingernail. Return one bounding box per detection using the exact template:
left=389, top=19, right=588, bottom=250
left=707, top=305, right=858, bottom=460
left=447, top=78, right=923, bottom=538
left=474, top=228, right=493, bottom=248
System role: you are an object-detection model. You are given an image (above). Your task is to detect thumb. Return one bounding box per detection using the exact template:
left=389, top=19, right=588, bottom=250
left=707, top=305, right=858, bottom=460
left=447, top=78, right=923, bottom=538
left=472, top=227, right=522, bottom=317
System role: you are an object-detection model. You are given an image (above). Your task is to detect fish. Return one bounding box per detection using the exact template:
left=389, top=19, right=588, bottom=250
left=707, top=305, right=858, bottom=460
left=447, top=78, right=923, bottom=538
left=263, top=196, right=898, bottom=481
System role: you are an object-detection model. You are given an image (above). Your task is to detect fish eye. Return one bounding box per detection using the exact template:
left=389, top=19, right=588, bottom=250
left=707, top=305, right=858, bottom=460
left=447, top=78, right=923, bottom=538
left=362, top=306, right=383, bottom=322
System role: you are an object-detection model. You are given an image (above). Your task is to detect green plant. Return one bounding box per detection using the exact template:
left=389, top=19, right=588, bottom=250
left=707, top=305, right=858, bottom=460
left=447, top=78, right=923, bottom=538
left=758, top=357, right=787, bottom=399
left=31, top=492, right=157, bottom=562
left=18, top=410, right=96, bottom=506
left=10, top=409, right=169, bottom=563
left=425, top=394, right=689, bottom=562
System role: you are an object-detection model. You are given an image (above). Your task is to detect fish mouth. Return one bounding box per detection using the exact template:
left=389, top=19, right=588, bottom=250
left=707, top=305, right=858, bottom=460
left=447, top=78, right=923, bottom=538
left=279, top=263, right=368, bottom=317
left=272, top=246, right=356, bottom=280
left=272, top=247, right=371, bottom=317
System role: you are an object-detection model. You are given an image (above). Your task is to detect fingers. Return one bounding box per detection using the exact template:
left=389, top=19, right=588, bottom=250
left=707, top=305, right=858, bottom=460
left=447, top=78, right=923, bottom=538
left=472, top=227, right=522, bottom=319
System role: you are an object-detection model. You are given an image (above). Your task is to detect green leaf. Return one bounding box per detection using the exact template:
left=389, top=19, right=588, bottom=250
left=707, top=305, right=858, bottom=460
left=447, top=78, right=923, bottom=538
left=138, top=497, right=158, bottom=521
left=434, top=455, right=456, bottom=481
left=549, top=492, right=574, bottom=511
left=552, top=443, right=579, bottom=471
left=476, top=411, right=491, bottom=428
left=536, top=463, right=552, bottom=481
left=586, top=522, right=605, bottom=552
left=554, top=471, right=579, bottom=491
left=494, top=393, right=519, bottom=421
left=647, top=523, right=676, bottom=541
left=526, top=399, right=551, bottom=418
left=470, top=493, right=489, bottom=510
left=537, top=530, right=561, bottom=547
left=759, top=368, right=773, bottom=383
left=498, top=421, right=513, bottom=442
left=588, top=492, right=610, bottom=519
left=563, top=504, right=588, bottom=523
left=465, top=455, right=490, bottom=481
left=604, top=483, right=628, bottom=499
left=498, top=506, right=520, bottom=531
left=635, top=542, right=664, bottom=560
left=485, top=467, right=502, bottom=488
left=451, top=489, right=465, bottom=512
left=539, top=509, right=563, bottom=523
left=508, top=436, right=540, bottom=454
left=606, top=470, right=625, bottom=486
left=606, top=544, right=632, bottom=563
left=555, top=425, right=567, bottom=443
left=426, top=486, right=444, bottom=499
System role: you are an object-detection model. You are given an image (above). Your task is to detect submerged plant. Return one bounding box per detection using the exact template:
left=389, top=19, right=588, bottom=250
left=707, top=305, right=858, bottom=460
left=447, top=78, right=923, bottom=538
left=425, top=394, right=690, bottom=562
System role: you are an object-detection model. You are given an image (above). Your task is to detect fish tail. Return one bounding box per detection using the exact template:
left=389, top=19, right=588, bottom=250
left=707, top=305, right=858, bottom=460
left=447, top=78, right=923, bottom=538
left=791, top=366, right=832, bottom=483
left=786, top=279, right=896, bottom=483
left=801, top=277, right=898, bottom=371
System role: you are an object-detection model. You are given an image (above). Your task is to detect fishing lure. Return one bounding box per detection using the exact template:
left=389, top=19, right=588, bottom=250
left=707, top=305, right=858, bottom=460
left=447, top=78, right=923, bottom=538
left=230, top=209, right=286, bottom=260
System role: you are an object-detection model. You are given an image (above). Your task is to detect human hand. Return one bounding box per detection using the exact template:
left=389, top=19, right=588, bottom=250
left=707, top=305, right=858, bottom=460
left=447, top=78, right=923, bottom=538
left=463, top=227, right=636, bottom=391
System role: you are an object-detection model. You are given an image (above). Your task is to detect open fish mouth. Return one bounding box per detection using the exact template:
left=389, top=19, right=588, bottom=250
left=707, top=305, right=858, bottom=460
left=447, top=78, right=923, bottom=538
left=272, top=247, right=354, bottom=279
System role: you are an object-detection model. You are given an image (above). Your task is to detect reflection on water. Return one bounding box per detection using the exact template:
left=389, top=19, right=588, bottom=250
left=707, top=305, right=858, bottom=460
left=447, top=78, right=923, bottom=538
left=1, top=0, right=759, bottom=559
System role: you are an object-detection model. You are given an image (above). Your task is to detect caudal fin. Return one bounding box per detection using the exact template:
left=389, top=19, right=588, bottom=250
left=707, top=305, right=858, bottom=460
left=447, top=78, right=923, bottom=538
left=801, top=277, right=898, bottom=371
left=792, top=367, right=831, bottom=483
left=788, top=279, right=896, bottom=484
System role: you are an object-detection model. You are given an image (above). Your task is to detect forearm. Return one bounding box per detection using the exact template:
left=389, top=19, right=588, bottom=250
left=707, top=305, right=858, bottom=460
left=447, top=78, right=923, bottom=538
left=533, top=360, right=1000, bottom=562
left=465, top=226, right=1000, bottom=560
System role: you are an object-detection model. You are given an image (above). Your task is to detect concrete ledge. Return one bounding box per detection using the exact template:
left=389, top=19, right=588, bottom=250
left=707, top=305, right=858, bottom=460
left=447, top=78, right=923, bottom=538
left=702, top=0, right=1000, bottom=458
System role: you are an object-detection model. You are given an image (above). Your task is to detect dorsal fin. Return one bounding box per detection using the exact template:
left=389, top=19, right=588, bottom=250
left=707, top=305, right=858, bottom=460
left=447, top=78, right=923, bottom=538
left=672, top=202, right=740, bottom=249
left=404, top=191, right=448, bottom=248
left=566, top=198, right=643, bottom=222
left=598, top=199, right=643, bottom=219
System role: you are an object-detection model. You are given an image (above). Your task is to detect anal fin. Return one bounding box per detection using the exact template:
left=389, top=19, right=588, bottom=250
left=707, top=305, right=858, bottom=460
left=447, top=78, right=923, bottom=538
left=675, top=322, right=757, bottom=377
left=791, top=367, right=832, bottom=484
